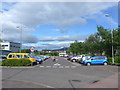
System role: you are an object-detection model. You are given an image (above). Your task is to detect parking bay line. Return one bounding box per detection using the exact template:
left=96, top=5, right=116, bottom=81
left=65, top=66, right=70, bottom=68
left=40, top=66, right=44, bottom=68
left=46, top=66, right=51, bottom=68
left=59, top=66, right=64, bottom=68
left=71, top=66, right=77, bottom=68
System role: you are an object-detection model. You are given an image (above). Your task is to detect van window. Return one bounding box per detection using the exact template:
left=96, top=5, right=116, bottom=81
left=24, top=55, right=29, bottom=58
left=9, top=55, right=15, bottom=58
left=16, top=55, right=22, bottom=58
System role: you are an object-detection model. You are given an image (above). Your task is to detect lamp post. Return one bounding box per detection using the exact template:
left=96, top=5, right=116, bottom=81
left=17, top=26, right=26, bottom=53
left=0, top=29, right=3, bottom=42
left=105, top=14, right=114, bottom=64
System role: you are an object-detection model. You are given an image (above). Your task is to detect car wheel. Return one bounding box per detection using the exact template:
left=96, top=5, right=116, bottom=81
left=103, top=62, right=108, bottom=66
left=87, top=62, right=91, bottom=66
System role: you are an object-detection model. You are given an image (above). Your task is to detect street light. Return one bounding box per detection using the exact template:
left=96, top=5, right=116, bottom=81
left=105, top=14, right=114, bottom=64
left=16, top=26, right=26, bottom=53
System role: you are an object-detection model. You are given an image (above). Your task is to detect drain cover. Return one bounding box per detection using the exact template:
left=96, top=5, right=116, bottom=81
left=92, top=80, right=99, bottom=84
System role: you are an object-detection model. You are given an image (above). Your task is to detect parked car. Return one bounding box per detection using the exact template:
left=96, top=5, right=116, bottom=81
left=83, top=56, right=108, bottom=66
left=64, top=54, right=68, bottom=58
left=71, top=55, right=83, bottom=62
left=67, top=55, right=73, bottom=60
left=31, top=56, right=43, bottom=64
left=79, top=56, right=91, bottom=63
left=7, top=53, right=37, bottom=65
left=0, top=55, right=7, bottom=62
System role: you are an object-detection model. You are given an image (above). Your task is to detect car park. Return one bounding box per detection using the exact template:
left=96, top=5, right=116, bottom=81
left=83, top=56, right=108, bottom=66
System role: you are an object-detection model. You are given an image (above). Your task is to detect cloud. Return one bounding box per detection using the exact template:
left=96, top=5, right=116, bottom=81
left=57, top=29, right=69, bottom=34
left=23, top=41, right=75, bottom=50
left=39, top=35, right=88, bottom=41
left=1, top=2, right=117, bottom=43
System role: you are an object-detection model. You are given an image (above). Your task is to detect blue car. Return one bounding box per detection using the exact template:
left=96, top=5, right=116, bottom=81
left=83, top=56, right=108, bottom=66
left=31, top=56, right=43, bottom=64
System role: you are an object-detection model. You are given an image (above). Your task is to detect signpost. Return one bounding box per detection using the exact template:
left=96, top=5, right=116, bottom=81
left=30, top=46, right=35, bottom=55
left=30, top=46, right=35, bottom=66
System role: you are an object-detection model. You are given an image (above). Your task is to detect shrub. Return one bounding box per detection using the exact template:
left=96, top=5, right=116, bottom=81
left=108, top=56, right=120, bottom=66
left=2, top=59, right=32, bottom=66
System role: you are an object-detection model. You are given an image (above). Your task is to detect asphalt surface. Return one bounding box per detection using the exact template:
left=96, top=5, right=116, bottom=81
left=2, top=57, right=119, bottom=88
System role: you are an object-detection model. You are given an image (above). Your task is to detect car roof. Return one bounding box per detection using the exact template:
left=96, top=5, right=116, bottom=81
left=92, top=56, right=106, bottom=57
left=8, top=53, right=29, bottom=55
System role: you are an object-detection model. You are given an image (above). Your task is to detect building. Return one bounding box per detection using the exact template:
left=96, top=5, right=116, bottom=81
left=0, top=41, right=21, bottom=53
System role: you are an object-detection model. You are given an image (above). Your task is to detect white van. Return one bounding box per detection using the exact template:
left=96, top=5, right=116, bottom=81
left=59, top=53, right=67, bottom=57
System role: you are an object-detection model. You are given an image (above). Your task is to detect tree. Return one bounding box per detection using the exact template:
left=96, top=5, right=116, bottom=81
left=69, top=40, right=83, bottom=55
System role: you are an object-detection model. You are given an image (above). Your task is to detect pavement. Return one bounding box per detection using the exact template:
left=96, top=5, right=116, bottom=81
left=2, top=57, right=119, bottom=88
left=86, top=72, right=118, bottom=88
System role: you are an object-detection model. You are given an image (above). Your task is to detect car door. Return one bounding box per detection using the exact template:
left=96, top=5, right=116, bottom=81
left=93, top=57, right=103, bottom=64
left=91, top=57, right=100, bottom=64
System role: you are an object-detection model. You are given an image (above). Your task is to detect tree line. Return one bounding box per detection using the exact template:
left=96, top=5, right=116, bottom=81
left=68, top=26, right=120, bottom=57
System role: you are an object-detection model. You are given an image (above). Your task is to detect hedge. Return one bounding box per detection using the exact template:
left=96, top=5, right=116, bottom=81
left=108, top=56, right=120, bottom=66
left=2, top=59, right=32, bottom=66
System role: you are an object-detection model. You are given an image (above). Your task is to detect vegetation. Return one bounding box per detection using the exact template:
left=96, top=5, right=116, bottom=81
left=2, top=59, right=32, bottom=66
left=0, top=62, right=2, bottom=66
left=68, top=26, right=120, bottom=65
left=108, top=56, right=120, bottom=66
left=21, top=49, right=31, bottom=53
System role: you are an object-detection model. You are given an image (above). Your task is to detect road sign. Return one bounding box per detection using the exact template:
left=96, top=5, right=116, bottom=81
left=54, top=63, right=61, bottom=66
left=30, top=46, right=35, bottom=52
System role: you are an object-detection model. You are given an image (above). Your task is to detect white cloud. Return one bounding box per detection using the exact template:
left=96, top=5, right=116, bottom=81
left=23, top=41, right=75, bottom=50
left=39, top=35, right=88, bottom=41
left=1, top=2, right=117, bottom=43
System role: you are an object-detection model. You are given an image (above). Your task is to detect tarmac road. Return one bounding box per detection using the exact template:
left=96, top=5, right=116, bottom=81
left=2, top=57, right=119, bottom=89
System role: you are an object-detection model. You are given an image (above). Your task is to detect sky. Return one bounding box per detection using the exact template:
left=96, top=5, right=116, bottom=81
left=0, top=1, right=118, bottom=50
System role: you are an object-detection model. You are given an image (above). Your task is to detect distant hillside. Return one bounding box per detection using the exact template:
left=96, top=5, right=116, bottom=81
left=52, top=47, right=69, bottom=51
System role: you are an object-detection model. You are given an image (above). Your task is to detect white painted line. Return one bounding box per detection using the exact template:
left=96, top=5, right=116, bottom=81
left=53, top=66, right=57, bottom=68
left=8, top=79, right=55, bottom=88
left=71, top=66, right=76, bottom=68
left=54, top=63, right=61, bottom=66
left=59, top=66, right=63, bottom=68
left=40, top=66, right=44, bottom=68
left=46, top=66, right=51, bottom=68
left=65, top=66, right=70, bottom=68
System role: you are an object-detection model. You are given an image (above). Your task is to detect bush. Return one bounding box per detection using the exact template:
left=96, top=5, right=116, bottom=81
left=2, top=59, right=32, bottom=66
left=108, top=56, right=120, bottom=66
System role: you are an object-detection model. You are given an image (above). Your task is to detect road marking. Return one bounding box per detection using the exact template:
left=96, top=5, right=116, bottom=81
left=59, top=66, right=63, bottom=68
left=65, top=66, right=70, bottom=68
left=46, top=66, right=51, bottom=68
left=40, top=66, right=44, bottom=68
left=39, top=65, right=77, bottom=69
left=53, top=66, right=57, bottom=68
left=6, top=79, right=55, bottom=88
left=71, top=66, right=77, bottom=68
left=54, top=63, right=61, bottom=66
